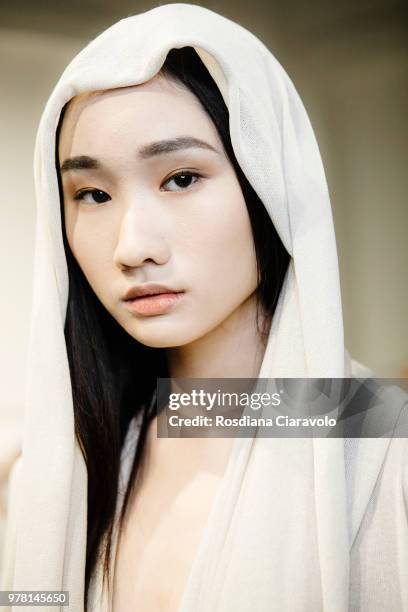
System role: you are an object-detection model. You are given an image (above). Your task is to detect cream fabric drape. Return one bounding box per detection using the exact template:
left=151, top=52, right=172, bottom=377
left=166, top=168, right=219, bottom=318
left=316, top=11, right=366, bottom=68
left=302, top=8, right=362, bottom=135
left=1, top=4, right=407, bottom=611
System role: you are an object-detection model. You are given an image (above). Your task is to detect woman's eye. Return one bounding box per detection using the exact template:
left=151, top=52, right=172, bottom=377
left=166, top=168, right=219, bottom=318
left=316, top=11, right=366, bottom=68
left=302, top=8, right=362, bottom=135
left=162, top=171, right=201, bottom=192
left=73, top=189, right=111, bottom=205
left=71, top=173, right=201, bottom=203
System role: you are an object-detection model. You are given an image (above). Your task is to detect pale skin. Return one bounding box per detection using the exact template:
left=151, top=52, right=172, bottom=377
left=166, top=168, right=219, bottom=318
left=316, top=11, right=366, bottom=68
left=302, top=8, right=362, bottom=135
left=58, top=73, right=271, bottom=611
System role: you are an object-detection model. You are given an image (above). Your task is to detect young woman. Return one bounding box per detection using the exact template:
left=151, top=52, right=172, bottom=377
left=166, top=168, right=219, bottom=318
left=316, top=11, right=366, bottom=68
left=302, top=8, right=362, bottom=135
left=2, top=4, right=407, bottom=612
left=57, top=44, right=289, bottom=611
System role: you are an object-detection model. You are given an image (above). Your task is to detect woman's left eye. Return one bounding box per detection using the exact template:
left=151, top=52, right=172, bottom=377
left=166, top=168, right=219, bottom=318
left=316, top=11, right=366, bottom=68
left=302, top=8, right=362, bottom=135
left=161, top=171, right=202, bottom=192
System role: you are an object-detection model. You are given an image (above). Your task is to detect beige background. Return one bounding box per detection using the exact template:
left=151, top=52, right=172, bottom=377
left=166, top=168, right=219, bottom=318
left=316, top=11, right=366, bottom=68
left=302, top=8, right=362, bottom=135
left=0, top=0, right=407, bottom=434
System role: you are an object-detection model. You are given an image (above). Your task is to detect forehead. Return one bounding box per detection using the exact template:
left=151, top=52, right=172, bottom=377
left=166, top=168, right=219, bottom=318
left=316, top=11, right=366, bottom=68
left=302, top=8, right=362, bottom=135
left=58, top=74, right=219, bottom=159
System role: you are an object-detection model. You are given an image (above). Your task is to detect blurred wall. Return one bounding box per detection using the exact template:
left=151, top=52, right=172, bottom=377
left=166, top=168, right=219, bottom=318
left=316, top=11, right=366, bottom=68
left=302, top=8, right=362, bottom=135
left=285, top=16, right=408, bottom=376
left=0, top=30, right=84, bottom=425
left=0, top=0, right=407, bottom=431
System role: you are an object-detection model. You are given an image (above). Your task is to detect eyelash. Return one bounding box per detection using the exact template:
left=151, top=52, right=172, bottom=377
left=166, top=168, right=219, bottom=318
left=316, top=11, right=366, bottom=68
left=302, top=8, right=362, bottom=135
left=73, top=170, right=203, bottom=205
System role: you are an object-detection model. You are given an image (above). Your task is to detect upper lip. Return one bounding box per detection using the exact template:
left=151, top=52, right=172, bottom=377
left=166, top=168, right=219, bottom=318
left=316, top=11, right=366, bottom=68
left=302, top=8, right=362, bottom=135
left=123, top=283, right=184, bottom=301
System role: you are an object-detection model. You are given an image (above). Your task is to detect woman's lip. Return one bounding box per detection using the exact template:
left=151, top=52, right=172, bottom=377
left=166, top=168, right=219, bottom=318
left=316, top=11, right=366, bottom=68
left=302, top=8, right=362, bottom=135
left=124, top=292, right=185, bottom=316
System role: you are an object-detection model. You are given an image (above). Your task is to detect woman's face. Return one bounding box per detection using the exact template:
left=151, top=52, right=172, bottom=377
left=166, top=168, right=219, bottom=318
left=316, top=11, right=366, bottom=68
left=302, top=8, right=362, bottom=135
left=58, top=74, right=258, bottom=348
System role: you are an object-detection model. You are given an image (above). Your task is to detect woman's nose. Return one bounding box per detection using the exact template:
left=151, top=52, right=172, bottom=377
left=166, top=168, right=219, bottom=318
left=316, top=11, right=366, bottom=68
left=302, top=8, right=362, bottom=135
left=113, top=205, right=170, bottom=270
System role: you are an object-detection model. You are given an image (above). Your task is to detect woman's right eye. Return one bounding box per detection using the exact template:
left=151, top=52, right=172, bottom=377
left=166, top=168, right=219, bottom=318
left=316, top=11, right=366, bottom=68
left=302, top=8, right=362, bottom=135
left=73, top=189, right=111, bottom=205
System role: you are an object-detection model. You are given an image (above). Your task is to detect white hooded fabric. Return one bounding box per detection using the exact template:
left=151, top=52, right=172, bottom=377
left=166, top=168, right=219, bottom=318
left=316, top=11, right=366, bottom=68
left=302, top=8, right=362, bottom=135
left=1, top=3, right=408, bottom=611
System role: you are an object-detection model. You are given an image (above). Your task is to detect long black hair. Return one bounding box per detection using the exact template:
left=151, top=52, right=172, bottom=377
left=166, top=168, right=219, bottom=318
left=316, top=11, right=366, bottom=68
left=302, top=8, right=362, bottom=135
left=55, top=46, right=290, bottom=608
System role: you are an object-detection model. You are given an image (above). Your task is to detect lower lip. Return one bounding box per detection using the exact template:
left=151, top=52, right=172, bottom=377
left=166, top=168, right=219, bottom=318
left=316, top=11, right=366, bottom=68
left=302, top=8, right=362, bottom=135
left=124, top=292, right=185, bottom=316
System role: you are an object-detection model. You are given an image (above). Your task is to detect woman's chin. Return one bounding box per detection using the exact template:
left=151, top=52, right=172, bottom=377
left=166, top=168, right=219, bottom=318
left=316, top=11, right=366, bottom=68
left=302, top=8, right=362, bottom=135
left=126, top=321, right=200, bottom=349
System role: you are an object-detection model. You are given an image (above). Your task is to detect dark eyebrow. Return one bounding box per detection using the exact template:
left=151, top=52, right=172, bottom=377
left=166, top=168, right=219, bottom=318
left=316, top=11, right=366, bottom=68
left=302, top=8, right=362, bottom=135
left=60, top=155, right=100, bottom=173
left=60, top=136, right=220, bottom=173
left=138, top=136, right=220, bottom=159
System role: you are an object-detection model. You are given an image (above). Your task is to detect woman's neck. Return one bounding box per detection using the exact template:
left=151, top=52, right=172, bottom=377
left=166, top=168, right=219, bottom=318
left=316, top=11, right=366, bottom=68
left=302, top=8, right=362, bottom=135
left=166, top=292, right=270, bottom=379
